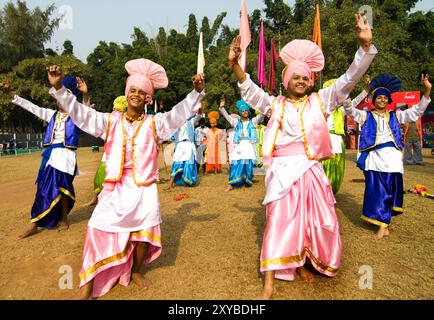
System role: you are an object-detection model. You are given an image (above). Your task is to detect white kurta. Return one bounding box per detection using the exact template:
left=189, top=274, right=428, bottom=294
left=49, top=87, right=204, bottom=232
left=172, top=117, right=198, bottom=162
left=11, top=95, right=77, bottom=176
left=238, top=45, right=378, bottom=204
left=343, top=95, right=431, bottom=174
left=219, top=107, right=264, bottom=161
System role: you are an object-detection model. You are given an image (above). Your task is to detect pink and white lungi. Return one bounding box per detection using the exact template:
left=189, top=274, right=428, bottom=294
left=260, top=142, right=341, bottom=281
left=79, top=170, right=162, bottom=298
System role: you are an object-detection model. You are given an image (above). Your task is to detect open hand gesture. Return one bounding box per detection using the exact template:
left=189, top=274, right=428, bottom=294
left=421, top=74, right=431, bottom=91
left=219, top=97, right=226, bottom=108
left=47, top=65, right=64, bottom=90
left=228, top=36, right=242, bottom=66
left=76, top=77, right=88, bottom=95
left=355, top=13, right=372, bottom=50
left=192, top=73, right=205, bottom=93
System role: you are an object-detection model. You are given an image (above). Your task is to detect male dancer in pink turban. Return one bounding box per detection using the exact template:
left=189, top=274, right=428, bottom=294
left=47, top=59, right=205, bottom=299
left=228, top=14, right=377, bottom=299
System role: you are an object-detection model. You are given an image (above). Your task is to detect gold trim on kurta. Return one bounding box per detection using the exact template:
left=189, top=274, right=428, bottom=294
left=392, top=206, right=403, bottom=213
left=360, top=215, right=389, bottom=228
left=260, top=247, right=338, bottom=275
left=262, top=97, right=284, bottom=160
left=105, top=113, right=112, bottom=144
left=104, top=114, right=127, bottom=182
left=315, top=92, right=327, bottom=118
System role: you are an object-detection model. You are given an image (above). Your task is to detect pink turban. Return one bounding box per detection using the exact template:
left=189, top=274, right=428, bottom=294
left=124, top=58, right=168, bottom=99
left=280, top=40, right=324, bottom=89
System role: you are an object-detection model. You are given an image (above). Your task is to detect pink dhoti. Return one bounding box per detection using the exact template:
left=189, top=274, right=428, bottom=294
left=79, top=169, right=162, bottom=298
left=260, top=142, right=341, bottom=281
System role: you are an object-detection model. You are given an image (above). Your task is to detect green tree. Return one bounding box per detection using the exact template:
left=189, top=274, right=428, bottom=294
left=0, top=0, right=60, bottom=73
left=62, top=40, right=73, bottom=55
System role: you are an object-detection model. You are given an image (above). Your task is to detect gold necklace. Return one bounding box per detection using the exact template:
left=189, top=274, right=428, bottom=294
left=124, top=112, right=145, bottom=124
left=287, top=95, right=308, bottom=104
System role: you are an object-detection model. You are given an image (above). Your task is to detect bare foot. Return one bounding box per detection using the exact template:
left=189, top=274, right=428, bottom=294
left=224, top=185, right=234, bottom=192
left=18, top=224, right=38, bottom=239
left=255, top=286, right=276, bottom=300
left=131, top=272, right=152, bottom=289
left=73, top=285, right=93, bottom=300
left=58, top=221, right=69, bottom=232
left=373, top=227, right=389, bottom=240
left=296, top=266, right=315, bottom=282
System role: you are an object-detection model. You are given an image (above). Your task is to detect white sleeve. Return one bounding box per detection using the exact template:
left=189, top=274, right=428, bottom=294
left=318, top=45, right=377, bottom=115
left=154, top=89, right=205, bottom=142
left=252, top=112, right=265, bottom=127
left=342, top=99, right=367, bottom=124
left=219, top=107, right=238, bottom=128
left=238, top=74, right=273, bottom=115
left=11, top=95, right=55, bottom=122
left=49, top=87, right=108, bottom=139
left=397, top=96, right=431, bottom=124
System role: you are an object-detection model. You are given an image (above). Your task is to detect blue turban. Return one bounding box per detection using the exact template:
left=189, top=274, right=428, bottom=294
left=370, top=73, right=401, bottom=104
left=236, top=99, right=251, bottom=116
left=61, top=75, right=79, bottom=96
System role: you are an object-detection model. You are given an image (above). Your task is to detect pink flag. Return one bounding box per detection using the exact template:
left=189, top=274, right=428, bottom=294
left=267, top=39, right=279, bottom=94
left=257, top=21, right=267, bottom=87
left=239, top=0, right=251, bottom=71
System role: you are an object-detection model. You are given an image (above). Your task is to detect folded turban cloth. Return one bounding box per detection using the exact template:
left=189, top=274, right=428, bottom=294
left=62, top=75, right=79, bottom=96
left=369, top=73, right=401, bottom=104
left=208, top=111, right=220, bottom=125
left=124, top=58, right=168, bottom=102
left=323, top=78, right=337, bottom=89
left=113, top=96, right=128, bottom=112
left=236, top=99, right=251, bottom=116
left=280, top=40, right=325, bottom=89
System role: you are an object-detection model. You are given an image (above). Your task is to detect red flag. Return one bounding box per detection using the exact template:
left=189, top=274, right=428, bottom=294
left=267, top=39, right=279, bottom=94
left=312, top=1, right=322, bottom=85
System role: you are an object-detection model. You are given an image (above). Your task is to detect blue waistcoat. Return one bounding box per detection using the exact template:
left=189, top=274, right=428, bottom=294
left=359, top=111, right=402, bottom=152
left=234, top=119, right=258, bottom=144
left=43, top=112, right=80, bottom=149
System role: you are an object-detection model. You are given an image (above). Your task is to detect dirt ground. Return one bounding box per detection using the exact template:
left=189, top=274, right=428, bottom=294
left=0, top=148, right=433, bottom=300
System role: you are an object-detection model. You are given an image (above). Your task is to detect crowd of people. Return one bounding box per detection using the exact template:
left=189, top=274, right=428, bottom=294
left=0, top=12, right=431, bottom=300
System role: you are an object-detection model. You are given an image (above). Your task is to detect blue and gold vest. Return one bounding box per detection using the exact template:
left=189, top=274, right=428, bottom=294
left=359, top=111, right=403, bottom=152
left=43, top=112, right=80, bottom=149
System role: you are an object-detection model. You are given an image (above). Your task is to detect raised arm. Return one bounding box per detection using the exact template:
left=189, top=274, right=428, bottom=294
left=218, top=98, right=238, bottom=128
left=154, top=73, right=205, bottom=142
left=398, top=74, right=431, bottom=124
left=319, top=14, right=377, bottom=114
left=1, top=80, right=55, bottom=122
left=47, top=66, right=108, bottom=139
left=252, top=112, right=265, bottom=127
left=228, top=36, right=273, bottom=115
left=342, top=97, right=367, bottom=124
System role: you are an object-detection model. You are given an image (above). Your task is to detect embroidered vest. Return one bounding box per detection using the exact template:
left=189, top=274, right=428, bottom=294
left=104, top=112, right=159, bottom=186
left=43, top=112, right=80, bottom=149
left=359, top=111, right=402, bottom=152
left=262, top=93, right=334, bottom=166
left=234, top=119, right=258, bottom=144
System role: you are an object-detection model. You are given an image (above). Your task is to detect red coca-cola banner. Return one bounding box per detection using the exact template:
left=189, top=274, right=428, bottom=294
left=357, top=91, right=421, bottom=111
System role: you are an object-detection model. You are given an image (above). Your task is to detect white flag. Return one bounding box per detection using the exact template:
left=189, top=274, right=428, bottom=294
left=197, top=32, right=205, bottom=74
